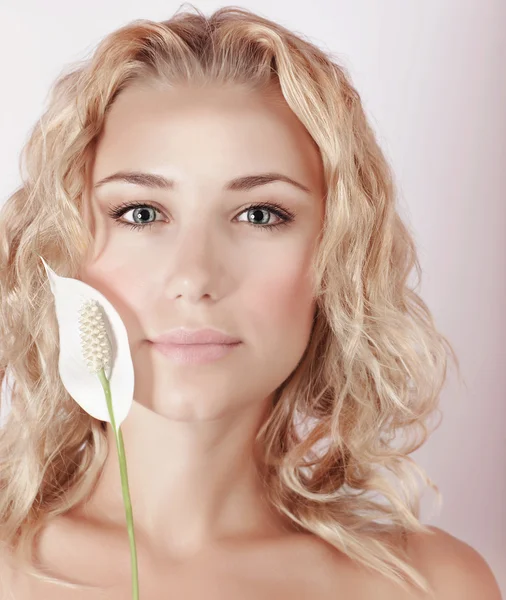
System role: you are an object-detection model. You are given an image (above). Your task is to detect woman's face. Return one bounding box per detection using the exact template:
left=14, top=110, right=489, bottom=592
left=81, top=82, right=325, bottom=421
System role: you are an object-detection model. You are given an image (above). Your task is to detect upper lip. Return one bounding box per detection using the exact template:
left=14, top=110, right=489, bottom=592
left=150, top=328, right=241, bottom=345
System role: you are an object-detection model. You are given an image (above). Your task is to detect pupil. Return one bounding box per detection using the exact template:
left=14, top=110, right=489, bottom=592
left=250, top=208, right=267, bottom=224
left=134, top=207, right=152, bottom=223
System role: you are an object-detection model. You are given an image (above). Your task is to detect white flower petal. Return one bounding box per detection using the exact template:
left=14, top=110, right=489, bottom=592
left=39, top=256, right=134, bottom=429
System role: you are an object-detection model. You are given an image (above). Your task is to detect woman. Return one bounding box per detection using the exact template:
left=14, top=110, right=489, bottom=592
left=0, top=5, right=501, bottom=599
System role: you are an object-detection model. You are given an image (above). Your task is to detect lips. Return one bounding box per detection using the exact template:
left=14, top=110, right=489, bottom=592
left=148, top=328, right=242, bottom=366
left=150, top=340, right=241, bottom=365
left=149, top=328, right=241, bottom=346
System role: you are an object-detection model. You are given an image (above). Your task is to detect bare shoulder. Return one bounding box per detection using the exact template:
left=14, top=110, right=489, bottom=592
left=305, top=525, right=502, bottom=600
left=405, top=525, right=502, bottom=600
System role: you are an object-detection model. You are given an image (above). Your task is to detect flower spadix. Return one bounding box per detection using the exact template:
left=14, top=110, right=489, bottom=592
left=39, top=256, right=134, bottom=430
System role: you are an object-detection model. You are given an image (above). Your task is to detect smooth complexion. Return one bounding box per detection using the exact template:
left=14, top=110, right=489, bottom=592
left=67, top=82, right=326, bottom=569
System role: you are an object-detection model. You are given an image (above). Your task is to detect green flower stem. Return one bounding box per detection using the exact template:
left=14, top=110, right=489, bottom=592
left=97, top=367, right=140, bottom=600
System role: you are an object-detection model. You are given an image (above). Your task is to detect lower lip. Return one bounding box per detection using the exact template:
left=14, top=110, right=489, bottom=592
left=150, top=341, right=241, bottom=365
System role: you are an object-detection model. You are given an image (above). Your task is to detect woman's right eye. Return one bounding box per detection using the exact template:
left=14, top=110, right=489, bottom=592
left=107, top=202, right=164, bottom=232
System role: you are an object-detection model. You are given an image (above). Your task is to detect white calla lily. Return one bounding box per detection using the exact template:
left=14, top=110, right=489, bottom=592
left=39, top=255, right=140, bottom=599
left=39, top=256, right=134, bottom=429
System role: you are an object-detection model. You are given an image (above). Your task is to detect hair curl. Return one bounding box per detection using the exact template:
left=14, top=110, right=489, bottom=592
left=0, top=4, right=460, bottom=597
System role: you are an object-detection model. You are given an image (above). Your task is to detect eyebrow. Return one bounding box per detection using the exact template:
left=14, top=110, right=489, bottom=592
left=93, top=170, right=312, bottom=194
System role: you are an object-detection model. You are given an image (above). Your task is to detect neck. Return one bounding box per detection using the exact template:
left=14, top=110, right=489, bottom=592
left=71, top=398, right=296, bottom=559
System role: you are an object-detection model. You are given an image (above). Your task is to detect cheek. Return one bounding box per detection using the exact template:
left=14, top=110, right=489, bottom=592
left=248, top=253, right=315, bottom=348
left=264, top=272, right=312, bottom=319
left=79, top=263, right=148, bottom=340
left=242, top=258, right=315, bottom=391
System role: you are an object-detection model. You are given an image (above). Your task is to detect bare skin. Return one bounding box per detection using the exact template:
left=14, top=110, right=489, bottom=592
left=0, top=517, right=428, bottom=599
left=2, top=520, right=500, bottom=599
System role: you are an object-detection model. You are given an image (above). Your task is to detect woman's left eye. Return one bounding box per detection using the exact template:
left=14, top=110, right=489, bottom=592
left=107, top=201, right=296, bottom=232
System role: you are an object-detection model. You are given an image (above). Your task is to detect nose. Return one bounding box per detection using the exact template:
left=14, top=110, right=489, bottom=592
left=162, top=221, right=226, bottom=304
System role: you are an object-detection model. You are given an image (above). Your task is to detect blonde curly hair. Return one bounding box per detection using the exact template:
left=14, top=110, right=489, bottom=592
left=0, top=4, right=460, bottom=596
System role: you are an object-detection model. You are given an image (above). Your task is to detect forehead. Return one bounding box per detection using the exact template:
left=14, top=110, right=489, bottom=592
left=92, top=83, right=324, bottom=194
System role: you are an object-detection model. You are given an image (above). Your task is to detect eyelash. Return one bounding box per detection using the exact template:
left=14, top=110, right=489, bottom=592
left=106, top=201, right=296, bottom=232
